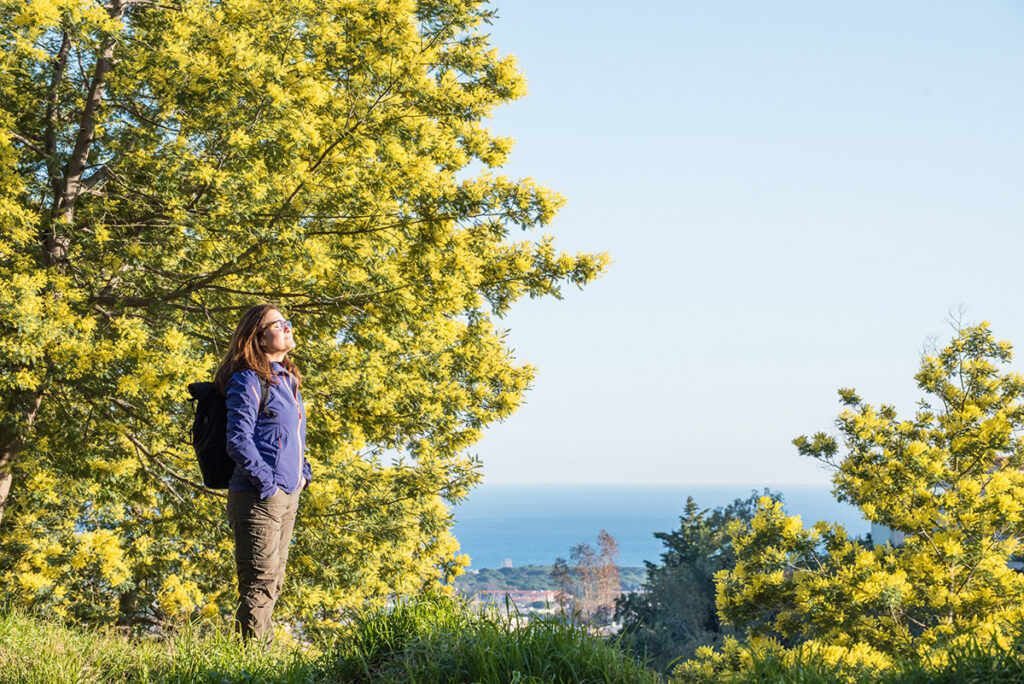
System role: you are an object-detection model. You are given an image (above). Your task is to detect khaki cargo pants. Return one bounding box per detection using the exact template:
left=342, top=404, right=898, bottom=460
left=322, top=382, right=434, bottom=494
left=227, top=487, right=300, bottom=641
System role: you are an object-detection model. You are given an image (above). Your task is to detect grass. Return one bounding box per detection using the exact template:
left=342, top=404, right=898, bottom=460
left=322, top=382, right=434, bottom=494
left=14, top=598, right=1024, bottom=683
left=0, top=596, right=660, bottom=684
left=0, top=608, right=312, bottom=684
left=321, top=596, right=661, bottom=683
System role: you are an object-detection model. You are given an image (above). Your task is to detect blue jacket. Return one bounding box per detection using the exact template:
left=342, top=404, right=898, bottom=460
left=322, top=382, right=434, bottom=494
left=225, top=362, right=311, bottom=498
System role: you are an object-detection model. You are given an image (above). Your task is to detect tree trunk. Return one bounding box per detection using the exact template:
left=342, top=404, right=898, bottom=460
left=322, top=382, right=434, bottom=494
left=48, top=1, right=124, bottom=263
left=58, top=24, right=118, bottom=225
left=2, top=2, right=127, bottom=525
left=0, top=390, right=45, bottom=526
left=0, top=470, right=12, bottom=526
left=118, top=587, right=138, bottom=625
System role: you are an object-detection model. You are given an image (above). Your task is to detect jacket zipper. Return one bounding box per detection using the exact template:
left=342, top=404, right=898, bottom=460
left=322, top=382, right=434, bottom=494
left=276, top=369, right=304, bottom=484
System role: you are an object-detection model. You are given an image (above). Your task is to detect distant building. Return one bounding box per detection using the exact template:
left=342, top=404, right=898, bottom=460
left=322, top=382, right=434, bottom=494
left=469, top=589, right=569, bottom=615
left=482, top=590, right=561, bottom=604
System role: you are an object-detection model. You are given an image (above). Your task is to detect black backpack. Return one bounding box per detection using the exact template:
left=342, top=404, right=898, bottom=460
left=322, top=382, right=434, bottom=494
left=188, top=378, right=269, bottom=489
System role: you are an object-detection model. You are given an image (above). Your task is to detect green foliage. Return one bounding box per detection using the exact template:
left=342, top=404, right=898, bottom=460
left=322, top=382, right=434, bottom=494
left=714, top=323, right=1024, bottom=657
left=321, top=594, right=661, bottom=683
left=615, top=490, right=780, bottom=671
left=20, top=591, right=1024, bottom=684
left=0, top=598, right=662, bottom=684
left=0, top=0, right=606, bottom=626
left=894, top=633, right=1024, bottom=683
left=0, top=607, right=313, bottom=683
left=674, top=631, right=1024, bottom=683
left=674, top=636, right=892, bottom=684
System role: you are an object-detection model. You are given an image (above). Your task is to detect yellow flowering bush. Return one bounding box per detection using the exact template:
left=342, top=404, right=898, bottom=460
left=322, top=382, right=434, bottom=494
left=712, top=323, right=1024, bottom=659
left=0, top=0, right=605, bottom=627
left=673, top=636, right=891, bottom=683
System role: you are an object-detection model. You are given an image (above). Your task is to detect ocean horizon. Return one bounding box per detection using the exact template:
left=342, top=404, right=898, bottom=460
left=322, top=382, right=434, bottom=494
left=451, top=482, right=867, bottom=569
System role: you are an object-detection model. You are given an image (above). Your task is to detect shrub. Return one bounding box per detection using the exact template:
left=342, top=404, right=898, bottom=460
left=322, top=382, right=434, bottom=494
left=320, top=594, right=660, bottom=683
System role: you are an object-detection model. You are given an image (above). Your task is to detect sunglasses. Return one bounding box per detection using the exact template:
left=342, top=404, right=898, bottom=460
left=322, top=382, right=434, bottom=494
left=262, top=319, right=292, bottom=333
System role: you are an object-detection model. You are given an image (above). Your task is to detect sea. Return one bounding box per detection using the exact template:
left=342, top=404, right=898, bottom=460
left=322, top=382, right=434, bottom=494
left=451, top=483, right=867, bottom=570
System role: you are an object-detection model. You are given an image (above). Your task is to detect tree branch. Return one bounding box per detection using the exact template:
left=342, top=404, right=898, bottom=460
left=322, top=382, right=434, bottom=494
left=59, top=0, right=125, bottom=224
left=45, top=32, right=71, bottom=161
left=9, top=132, right=48, bottom=159
left=123, top=430, right=227, bottom=499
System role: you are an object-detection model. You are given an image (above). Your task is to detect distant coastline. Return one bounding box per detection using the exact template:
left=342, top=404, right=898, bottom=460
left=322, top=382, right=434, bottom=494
left=452, top=482, right=865, bottom=569
left=454, top=565, right=646, bottom=594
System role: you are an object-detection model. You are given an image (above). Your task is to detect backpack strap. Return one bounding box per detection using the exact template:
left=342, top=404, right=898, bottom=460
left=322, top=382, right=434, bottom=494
left=258, top=377, right=271, bottom=415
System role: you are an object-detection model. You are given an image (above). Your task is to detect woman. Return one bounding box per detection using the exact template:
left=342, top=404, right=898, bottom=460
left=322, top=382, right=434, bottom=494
left=214, top=304, right=311, bottom=641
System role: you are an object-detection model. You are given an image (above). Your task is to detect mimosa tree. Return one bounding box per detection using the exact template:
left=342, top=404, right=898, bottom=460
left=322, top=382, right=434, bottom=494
left=714, top=323, right=1024, bottom=656
left=0, top=0, right=606, bottom=626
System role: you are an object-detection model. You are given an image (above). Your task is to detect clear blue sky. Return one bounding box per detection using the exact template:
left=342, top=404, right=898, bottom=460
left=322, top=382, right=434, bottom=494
left=471, top=0, right=1024, bottom=484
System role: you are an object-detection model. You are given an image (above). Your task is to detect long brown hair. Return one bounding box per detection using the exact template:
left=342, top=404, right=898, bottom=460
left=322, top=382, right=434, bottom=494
left=214, top=304, right=302, bottom=394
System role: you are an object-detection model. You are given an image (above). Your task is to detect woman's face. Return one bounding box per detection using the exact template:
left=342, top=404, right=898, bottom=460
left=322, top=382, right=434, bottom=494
left=259, top=308, right=295, bottom=357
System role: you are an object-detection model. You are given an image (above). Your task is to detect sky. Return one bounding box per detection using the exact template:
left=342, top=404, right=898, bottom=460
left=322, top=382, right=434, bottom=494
left=467, top=0, right=1024, bottom=484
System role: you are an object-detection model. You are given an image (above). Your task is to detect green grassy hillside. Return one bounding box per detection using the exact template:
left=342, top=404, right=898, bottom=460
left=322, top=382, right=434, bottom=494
left=7, top=595, right=1022, bottom=683
left=0, top=596, right=660, bottom=684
